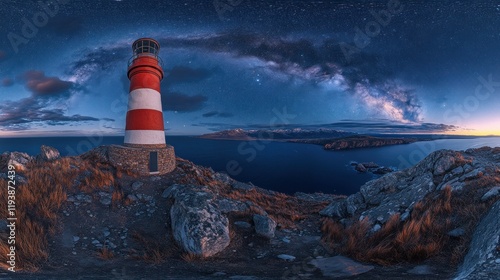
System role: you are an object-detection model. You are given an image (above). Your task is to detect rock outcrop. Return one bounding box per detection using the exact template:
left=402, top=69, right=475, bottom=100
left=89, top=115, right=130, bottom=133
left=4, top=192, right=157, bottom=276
left=455, top=200, right=500, bottom=280
left=253, top=214, right=277, bottom=239
left=166, top=184, right=231, bottom=257
left=351, top=161, right=394, bottom=175
left=320, top=148, right=499, bottom=226
left=37, top=145, right=61, bottom=162
left=309, top=255, right=374, bottom=278
left=0, top=151, right=33, bottom=171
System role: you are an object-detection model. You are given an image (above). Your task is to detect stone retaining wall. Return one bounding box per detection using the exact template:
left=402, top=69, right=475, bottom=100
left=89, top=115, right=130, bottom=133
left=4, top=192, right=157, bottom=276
left=106, top=145, right=176, bottom=176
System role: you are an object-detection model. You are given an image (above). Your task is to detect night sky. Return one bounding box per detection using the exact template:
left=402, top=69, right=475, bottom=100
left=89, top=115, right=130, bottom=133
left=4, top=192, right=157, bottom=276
left=1, top=0, right=500, bottom=136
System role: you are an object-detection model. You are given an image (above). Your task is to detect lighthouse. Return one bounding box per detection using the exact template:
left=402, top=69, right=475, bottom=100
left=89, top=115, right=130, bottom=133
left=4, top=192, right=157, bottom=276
left=125, top=38, right=166, bottom=148
left=106, top=38, right=175, bottom=176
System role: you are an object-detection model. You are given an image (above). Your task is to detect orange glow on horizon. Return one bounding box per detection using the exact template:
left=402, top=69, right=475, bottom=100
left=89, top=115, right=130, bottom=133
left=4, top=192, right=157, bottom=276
left=446, top=130, right=500, bottom=136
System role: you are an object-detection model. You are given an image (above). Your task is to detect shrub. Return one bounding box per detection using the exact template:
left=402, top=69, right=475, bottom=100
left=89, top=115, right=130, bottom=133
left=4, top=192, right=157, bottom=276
left=321, top=185, right=497, bottom=265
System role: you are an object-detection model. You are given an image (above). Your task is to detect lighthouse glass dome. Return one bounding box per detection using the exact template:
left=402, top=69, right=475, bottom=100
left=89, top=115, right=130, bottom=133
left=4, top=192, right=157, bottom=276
left=133, top=38, right=160, bottom=56
left=129, top=38, right=162, bottom=66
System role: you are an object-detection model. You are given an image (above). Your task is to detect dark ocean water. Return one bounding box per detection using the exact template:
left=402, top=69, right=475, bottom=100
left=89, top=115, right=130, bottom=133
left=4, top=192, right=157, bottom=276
left=1, top=136, right=499, bottom=195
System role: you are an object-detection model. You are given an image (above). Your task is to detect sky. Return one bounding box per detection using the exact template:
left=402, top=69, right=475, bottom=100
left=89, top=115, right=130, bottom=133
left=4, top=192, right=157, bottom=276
left=0, top=0, right=500, bottom=137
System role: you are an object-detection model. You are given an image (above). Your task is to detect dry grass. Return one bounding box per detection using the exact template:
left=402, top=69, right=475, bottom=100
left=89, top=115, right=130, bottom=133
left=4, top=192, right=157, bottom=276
left=0, top=159, right=80, bottom=271
left=322, top=184, right=499, bottom=266
left=0, top=156, right=126, bottom=271
left=180, top=252, right=200, bottom=262
left=131, top=231, right=174, bottom=264
left=111, top=188, right=125, bottom=208
left=226, top=189, right=329, bottom=228
left=78, top=161, right=115, bottom=193
left=97, top=246, right=114, bottom=260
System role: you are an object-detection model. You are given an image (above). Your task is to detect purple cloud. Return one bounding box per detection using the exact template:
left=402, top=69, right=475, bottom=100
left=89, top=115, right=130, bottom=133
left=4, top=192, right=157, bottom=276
left=20, top=70, right=73, bottom=97
left=0, top=97, right=105, bottom=130
left=1, top=78, right=14, bottom=87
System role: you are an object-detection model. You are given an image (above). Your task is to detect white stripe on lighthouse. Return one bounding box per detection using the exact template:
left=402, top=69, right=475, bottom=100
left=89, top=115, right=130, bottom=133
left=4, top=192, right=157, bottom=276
left=124, top=130, right=166, bottom=145
left=127, top=88, right=163, bottom=112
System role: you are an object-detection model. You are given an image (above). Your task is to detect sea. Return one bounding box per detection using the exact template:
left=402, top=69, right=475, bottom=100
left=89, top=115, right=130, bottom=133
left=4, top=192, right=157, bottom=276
left=1, top=136, right=500, bottom=195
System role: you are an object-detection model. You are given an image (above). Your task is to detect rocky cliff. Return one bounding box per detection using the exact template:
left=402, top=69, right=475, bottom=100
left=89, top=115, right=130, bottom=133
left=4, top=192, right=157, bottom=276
left=0, top=145, right=499, bottom=279
left=320, top=147, right=500, bottom=279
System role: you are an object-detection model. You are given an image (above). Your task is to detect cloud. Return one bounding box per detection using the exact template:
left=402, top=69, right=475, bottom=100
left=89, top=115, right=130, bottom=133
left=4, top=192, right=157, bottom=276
left=202, top=111, right=234, bottom=118
left=164, top=66, right=212, bottom=85
left=19, top=70, right=73, bottom=97
left=0, top=97, right=103, bottom=130
left=192, top=119, right=459, bottom=134
left=47, top=16, right=83, bottom=35
left=160, top=32, right=421, bottom=122
left=1, top=78, right=14, bottom=87
left=162, top=91, right=208, bottom=112
left=318, top=119, right=459, bottom=134
left=202, top=111, right=219, bottom=117
left=192, top=122, right=240, bottom=132
left=1, top=69, right=112, bottom=130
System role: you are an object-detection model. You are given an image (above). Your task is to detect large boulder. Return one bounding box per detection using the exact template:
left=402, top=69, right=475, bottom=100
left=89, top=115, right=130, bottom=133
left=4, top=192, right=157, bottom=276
left=37, top=145, right=61, bottom=162
left=455, top=201, right=500, bottom=280
left=169, top=185, right=230, bottom=257
left=0, top=151, right=33, bottom=172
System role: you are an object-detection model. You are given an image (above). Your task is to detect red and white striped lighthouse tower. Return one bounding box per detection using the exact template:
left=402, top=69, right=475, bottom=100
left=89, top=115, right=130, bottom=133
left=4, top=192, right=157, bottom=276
left=105, top=38, right=175, bottom=176
left=125, top=38, right=166, bottom=148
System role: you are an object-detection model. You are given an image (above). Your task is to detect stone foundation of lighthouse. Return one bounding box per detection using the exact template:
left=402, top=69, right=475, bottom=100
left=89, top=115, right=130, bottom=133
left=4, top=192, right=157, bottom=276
left=106, top=145, right=175, bottom=176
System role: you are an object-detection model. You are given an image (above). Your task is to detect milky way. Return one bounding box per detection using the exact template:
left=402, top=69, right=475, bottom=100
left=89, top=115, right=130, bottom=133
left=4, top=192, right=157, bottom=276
left=0, top=1, right=499, bottom=135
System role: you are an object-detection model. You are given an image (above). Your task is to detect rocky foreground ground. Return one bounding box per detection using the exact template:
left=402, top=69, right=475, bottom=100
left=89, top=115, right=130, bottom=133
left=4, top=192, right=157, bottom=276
left=0, top=145, right=499, bottom=279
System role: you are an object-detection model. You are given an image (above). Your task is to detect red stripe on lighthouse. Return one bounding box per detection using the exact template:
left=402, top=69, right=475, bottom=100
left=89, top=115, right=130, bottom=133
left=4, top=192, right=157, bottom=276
left=125, top=109, right=165, bottom=131
left=129, top=72, right=161, bottom=92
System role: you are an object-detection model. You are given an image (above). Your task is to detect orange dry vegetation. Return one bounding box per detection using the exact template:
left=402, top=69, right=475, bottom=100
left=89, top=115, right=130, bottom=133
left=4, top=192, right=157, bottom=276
left=97, top=246, right=114, bottom=260
left=77, top=161, right=115, bottom=193
left=131, top=231, right=176, bottom=264
left=226, top=189, right=329, bottom=228
left=0, top=157, right=120, bottom=271
left=322, top=183, right=499, bottom=265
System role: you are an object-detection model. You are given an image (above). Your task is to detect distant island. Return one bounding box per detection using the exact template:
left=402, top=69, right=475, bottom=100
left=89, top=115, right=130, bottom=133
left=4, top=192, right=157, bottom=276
left=199, top=128, right=355, bottom=141
left=291, top=135, right=423, bottom=150
left=200, top=129, right=433, bottom=150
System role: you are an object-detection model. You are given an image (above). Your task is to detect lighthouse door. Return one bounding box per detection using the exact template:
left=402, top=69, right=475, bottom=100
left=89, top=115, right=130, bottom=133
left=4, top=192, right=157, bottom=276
left=149, top=151, right=159, bottom=174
